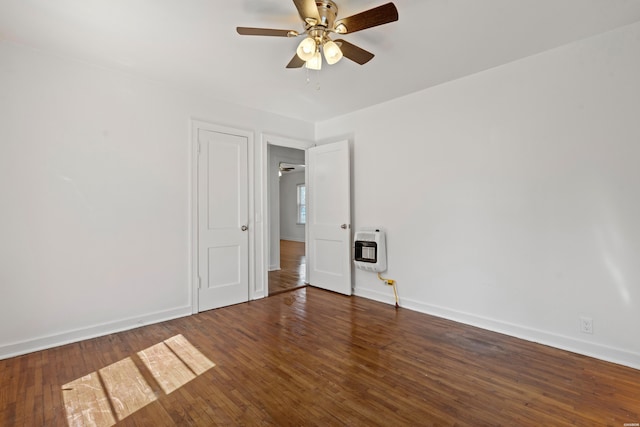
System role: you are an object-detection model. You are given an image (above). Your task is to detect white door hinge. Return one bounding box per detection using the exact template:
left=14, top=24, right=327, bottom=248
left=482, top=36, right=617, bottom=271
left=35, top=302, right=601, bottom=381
left=197, top=276, right=202, bottom=289
left=197, top=142, right=201, bottom=155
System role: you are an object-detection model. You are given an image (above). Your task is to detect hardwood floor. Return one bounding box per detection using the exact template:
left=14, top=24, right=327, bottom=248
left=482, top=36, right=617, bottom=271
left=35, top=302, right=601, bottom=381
left=1, top=287, right=639, bottom=426
left=268, top=240, right=306, bottom=296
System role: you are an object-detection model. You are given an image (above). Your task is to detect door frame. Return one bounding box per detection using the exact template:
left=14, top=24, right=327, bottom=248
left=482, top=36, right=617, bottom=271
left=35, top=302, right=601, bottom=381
left=190, top=119, right=255, bottom=314
left=266, top=146, right=306, bottom=272
left=259, top=134, right=314, bottom=297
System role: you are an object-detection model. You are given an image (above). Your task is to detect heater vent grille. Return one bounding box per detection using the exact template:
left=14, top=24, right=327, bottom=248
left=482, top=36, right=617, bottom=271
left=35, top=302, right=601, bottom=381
left=357, top=233, right=376, bottom=242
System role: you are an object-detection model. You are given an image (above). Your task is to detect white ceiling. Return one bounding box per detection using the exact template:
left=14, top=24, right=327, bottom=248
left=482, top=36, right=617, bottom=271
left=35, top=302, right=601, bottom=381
left=2, top=0, right=640, bottom=123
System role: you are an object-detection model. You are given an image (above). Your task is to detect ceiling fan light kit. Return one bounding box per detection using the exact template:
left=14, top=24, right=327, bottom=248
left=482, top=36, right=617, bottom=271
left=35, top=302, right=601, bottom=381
left=323, top=40, right=343, bottom=65
left=306, top=51, right=323, bottom=70
left=236, top=0, right=398, bottom=70
left=297, top=37, right=317, bottom=61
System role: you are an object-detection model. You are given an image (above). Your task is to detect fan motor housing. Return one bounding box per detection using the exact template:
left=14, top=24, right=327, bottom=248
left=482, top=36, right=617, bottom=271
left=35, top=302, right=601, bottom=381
left=314, top=0, right=339, bottom=29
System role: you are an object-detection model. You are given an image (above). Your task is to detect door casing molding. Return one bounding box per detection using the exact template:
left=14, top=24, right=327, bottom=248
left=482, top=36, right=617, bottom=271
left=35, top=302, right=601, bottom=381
left=257, top=134, right=313, bottom=297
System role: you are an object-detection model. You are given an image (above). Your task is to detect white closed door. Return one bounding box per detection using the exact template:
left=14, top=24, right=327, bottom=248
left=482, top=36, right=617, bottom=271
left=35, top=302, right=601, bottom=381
left=307, top=140, right=352, bottom=295
left=197, top=128, right=249, bottom=311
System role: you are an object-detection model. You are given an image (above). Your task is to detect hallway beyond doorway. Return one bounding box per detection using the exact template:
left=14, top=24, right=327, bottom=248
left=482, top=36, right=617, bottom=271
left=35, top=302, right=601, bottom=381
left=269, top=240, right=306, bottom=295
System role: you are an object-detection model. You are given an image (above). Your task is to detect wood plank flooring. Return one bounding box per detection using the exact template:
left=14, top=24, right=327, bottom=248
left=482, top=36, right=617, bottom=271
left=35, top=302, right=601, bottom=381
left=1, top=287, right=639, bottom=426
left=268, top=240, right=306, bottom=296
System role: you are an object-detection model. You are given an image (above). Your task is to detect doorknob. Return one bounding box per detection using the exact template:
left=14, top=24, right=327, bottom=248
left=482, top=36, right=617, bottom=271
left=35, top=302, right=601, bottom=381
left=241, top=225, right=248, bottom=231
left=340, top=224, right=348, bottom=229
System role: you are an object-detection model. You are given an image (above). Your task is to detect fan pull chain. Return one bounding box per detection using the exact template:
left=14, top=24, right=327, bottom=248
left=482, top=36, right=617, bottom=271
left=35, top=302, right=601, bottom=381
left=305, top=68, right=322, bottom=91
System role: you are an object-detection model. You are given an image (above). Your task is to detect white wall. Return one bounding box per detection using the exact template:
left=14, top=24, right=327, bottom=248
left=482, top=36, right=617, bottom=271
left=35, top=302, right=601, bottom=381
left=316, top=22, right=640, bottom=369
left=280, top=171, right=305, bottom=242
left=0, top=41, right=314, bottom=358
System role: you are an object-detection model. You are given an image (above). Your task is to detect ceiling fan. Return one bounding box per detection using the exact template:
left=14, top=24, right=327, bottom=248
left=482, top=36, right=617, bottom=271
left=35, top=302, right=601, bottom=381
left=279, top=163, right=296, bottom=172
left=236, top=0, right=399, bottom=70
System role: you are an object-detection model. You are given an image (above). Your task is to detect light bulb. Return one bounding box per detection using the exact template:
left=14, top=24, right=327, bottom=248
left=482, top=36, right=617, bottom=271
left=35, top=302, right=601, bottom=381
left=296, top=37, right=317, bottom=61
left=323, top=40, right=343, bottom=65
left=305, top=51, right=322, bottom=70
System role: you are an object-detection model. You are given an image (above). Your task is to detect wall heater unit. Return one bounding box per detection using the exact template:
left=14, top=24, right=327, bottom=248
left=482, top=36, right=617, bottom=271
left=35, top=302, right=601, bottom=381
left=354, top=228, right=387, bottom=272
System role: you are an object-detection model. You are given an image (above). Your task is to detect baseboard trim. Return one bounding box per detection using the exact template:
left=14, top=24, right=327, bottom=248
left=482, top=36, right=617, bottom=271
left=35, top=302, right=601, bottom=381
left=0, top=306, right=193, bottom=360
left=354, top=286, right=640, bottom=371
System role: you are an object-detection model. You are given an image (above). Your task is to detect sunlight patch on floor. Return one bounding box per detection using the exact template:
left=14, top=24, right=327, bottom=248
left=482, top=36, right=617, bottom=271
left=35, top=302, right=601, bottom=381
left=99, top=357, right=157, bottom=420
left=62, top=372, right=116, bottom=427
left=164, top=334, right=216, bottom=375
left=62, top=334, right=215, bottom=426
left=137, top=341, right=196, bottom=394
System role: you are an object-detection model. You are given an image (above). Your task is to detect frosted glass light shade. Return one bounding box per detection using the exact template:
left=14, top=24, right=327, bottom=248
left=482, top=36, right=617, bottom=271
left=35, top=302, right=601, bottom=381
left=305, top=51, right=322, bottom=70
left=323, top=40, right=343, bottom=65
left=296, top=37, right=317, bottom=61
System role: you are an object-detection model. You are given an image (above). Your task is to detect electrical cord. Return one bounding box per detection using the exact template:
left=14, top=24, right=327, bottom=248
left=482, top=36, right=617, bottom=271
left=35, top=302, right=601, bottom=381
left=377, top=272, right=399, bottom=308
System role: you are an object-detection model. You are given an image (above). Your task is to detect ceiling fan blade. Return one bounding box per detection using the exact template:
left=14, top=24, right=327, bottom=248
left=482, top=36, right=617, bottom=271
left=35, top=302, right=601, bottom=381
left=334, top=39, right=375, bottom=65
left=334, top=2, right=398, bottom=34
left=236, top=27, right=298, bottom=37
left=292, top=0, right=321, bottom=25
left=286, top=54, right=305, bottom=69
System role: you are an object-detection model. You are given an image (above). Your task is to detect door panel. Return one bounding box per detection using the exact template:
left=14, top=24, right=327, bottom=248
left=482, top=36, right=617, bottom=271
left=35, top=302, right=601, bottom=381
left=198, top=129, right=249, bottom=311
left=207, top=246, right=240, bottom=288
left=307, top=140, right=352, bottom=295
left=314, top=239, right=343, bottom=274
left=206, top=141, right=241, bottom=227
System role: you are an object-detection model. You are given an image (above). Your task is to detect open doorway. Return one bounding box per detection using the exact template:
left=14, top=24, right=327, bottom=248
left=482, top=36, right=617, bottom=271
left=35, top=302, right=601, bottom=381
left=267, top=146, right=307, bottom=295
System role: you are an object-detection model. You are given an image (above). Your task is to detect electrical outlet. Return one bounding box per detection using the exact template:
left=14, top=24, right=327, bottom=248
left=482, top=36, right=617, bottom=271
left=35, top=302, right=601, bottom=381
left=580, top=316, right=593, bottom=334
